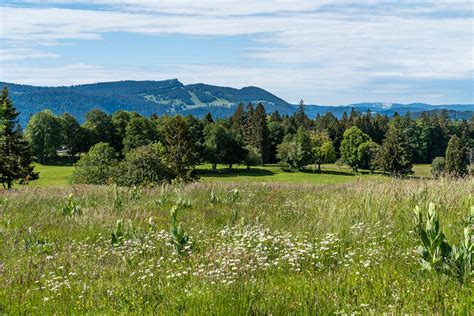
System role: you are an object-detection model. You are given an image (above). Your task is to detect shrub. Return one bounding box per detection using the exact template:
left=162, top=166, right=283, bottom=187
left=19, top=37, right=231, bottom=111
left=244, top=146, right=262, bottom=169
left=357, top=141, right=379, bottom=171
left=431, top=157, right=445, bottom=178
left=71, top=142, right=118, bottom=185
left=114, top=143, right=174, bottom=186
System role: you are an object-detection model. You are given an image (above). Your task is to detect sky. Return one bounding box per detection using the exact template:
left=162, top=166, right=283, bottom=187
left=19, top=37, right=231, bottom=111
left=0, top=0, right=473, bottom=105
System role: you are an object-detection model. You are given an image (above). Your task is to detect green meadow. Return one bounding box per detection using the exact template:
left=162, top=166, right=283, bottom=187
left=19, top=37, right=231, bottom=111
left=1, top=163, right=472, bottom=314
left=27, top=163, right=432, bottom=187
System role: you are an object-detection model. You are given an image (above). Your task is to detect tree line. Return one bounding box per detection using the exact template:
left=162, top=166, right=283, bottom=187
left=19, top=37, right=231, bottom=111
left=1, top=87, right=472, bottom=187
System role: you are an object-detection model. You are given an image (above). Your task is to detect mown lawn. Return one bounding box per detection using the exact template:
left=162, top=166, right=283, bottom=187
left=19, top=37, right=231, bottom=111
left=30, top=163, right=75, bottom=187
left=22, top=163, right=433, bottom=187
left=0, top=178, right=472, bottom=314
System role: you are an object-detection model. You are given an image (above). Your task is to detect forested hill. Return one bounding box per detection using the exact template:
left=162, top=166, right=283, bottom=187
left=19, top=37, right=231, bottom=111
left=0, top=80, right=294, bottom=126
left=1, top=80, right=472, bottom=127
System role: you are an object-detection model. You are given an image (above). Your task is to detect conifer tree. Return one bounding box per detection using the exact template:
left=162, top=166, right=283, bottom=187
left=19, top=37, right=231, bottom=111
left=376, top=124, right=413, bottom=175
left=444, top=135, right=468, bottom=177
left=230, top=103, right=246, bottom=139
left=163, top=115, right=199, bottom=178
left=251, top=103, right=270, bottom=163
left=0, top=87, right=36, bottom=188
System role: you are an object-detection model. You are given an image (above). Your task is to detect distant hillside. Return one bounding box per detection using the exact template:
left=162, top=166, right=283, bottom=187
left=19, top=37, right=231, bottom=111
left=0, top=80, right=472, bottom=126
left=305, top=102, right=474, bottom=119
left=1, top=80, right=295, bottom=126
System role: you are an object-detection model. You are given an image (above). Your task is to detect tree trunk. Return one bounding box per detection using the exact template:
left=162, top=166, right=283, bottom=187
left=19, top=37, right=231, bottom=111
left=7, top=181, right=12, bottom=189
left=247, top=164, right=251, bottom=170
left=318, top=162, right=321, bottom=172
left=212, top=163, right=217, bottom=172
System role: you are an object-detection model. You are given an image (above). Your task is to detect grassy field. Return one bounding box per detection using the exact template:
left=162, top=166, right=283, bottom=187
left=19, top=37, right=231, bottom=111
left=0, top=176, right=472, bottom=313
left=25, top=163, right=432, bottom=187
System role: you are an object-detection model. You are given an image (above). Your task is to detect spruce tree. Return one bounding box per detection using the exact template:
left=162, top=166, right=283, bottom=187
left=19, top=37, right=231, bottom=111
left=294, top=99, right=310, bottom=129
left=230, top=103, right=246, bottom=138
left=376, top=124, right=413, bottom=176
left=163, top=115, right=199, bottom=178
left=252, top=103, right=270, bottom=163
left=0, top=87, right=36, bottom=188
left=444, top=135, right=468, bottom=177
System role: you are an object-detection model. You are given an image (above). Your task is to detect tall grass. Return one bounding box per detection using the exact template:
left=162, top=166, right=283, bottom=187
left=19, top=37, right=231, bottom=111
left=0, top=178, right=472, bottom=314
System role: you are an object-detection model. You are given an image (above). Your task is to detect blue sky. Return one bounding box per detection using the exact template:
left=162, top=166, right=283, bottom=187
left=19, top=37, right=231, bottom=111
left=0, top=0, right=473, bottom=105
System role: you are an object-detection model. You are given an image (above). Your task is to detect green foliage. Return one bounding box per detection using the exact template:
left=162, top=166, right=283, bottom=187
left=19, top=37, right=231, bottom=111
left=25, top=110, right=64, bottom=162
left=377, top=124, right=413, bottom=175
left=203, top=121, right=245, bottom=170
left=444, top=135, right=468, bottom=177
left=244, top=145, right=262, bottom=169
left=83, top=109, right=115, bottom=149
left=430, top=157, right=445, bottom=178
left=357, top=141, right=380, bottom=171
left=60, top=193, right=81, bottom=216
left=310, top=131, right=336, bottom=171
left=340, top=126, right=371, bottom=171
left=123, top=116, right=158, bottom=153
left=71, top=142, right=118, bottom=185
left=111, top=219, right=125, bottom=246
left=414, top=203, right=472, bottom=282
left=169, top=205, right=191, bottom=256
left=0, top=87, right=36, bottom=189
left=413, top=203, right=452, bottom=271
left=277, top=127, right=312, bottom=171
left=114, top=143, right=174, bottom=186
left=60, top=112, right=86, bottom=157
left=163, top=115, right=200, bottom=179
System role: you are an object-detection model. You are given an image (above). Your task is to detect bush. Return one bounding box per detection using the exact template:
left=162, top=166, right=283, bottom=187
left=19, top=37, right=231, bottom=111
left=114, top=143, right=175, bottom=186
left=357, top=141, right=379, bottom=171
left=71, top=142, right=118, bottom=185
left=431, top=157, right=445, bottom=178
left=244, top=146, right=262, bottom=169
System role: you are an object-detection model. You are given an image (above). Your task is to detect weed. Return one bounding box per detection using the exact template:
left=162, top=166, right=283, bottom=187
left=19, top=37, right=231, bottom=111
left=169, top=205, right=191, bottom=256
left=60, top=193, right=81, bottom=216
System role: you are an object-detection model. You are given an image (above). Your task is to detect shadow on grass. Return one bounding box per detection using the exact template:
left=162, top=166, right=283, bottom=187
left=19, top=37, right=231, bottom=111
left=37, top=159, right=75, bottom=167
left=198, top=167, right=276, bottom=178
left=299, top=169, right=356, bottom=177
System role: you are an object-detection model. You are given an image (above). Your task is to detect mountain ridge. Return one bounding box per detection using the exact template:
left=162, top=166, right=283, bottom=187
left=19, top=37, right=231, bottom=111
left=0, top=80, right=472, bottom=126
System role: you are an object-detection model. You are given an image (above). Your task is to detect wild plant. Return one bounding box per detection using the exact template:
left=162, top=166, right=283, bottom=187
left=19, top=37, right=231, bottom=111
left=450, top=226, right=473, bottom=282
left=169, top=205, right=191, bottom=256
left=230, top=208, right=239, bottom=225
left=130, top=185, right=141, bottom=200
left=111, top=219, right=125, bottom=246
left=210, top=190, right=220, bottom=204
left=112, top=184, right=124, bottom=209
left=61, top=193, right=81, bottom=216
left=414, top=203, right=473, bottom=282
left=175, top=194, right=193, bottom=208
left=228, top=189, right=240, bottom=204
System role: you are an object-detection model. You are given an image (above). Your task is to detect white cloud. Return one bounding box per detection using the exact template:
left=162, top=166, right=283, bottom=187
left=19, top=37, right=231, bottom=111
left=0, top=1, right=472, bottom=103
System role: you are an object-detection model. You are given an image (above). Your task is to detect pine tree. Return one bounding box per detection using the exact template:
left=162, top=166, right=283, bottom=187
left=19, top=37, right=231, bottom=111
left=243, top=102, right=255, bottom=145
left=163, top=115, right=199, bottom=178
left=294, top=99, right=309, bottom=129
left=251, top=103, right=270, bottom=163
left=203, top=112, right=214, bottom=124
left=376, top=124, right=413, bottom=176
left=0, top=87, right=36, bottom=188
left=444, top=135, right=468, bottom=177
left=230, top=103, right=246, bottom=138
